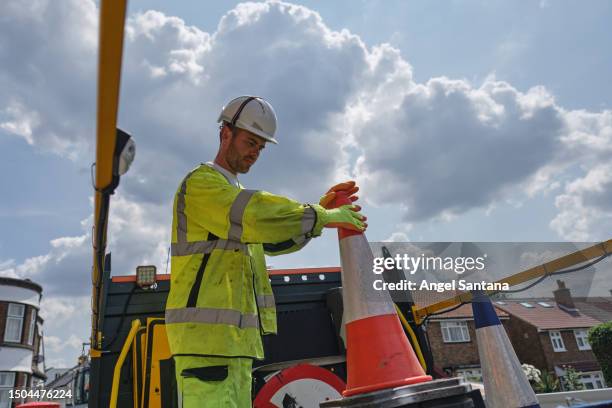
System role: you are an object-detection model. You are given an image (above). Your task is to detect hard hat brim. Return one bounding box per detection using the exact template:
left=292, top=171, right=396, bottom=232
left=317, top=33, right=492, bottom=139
left=219, top=117, right=278, bottom=144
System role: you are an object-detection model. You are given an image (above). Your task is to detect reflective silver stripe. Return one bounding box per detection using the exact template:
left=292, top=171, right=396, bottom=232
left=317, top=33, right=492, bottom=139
left=228, top=189, right=257, bottom=241
left=176, top=169, right=198, bottom=243
left=256, top=294, right=275, bottom=308
left=288, top=205, right=315, bottom=247
left=171, top=239, right=248, bottom=257
left=301, top=205, right=316, bottom=235
left=166, top=307, right=258, bottom=329
left=292, top=235, right=307, bottom=246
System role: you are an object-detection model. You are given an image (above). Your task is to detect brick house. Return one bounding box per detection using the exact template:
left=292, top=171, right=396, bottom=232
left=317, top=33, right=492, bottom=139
left=412, top=280, right=610, bottom=389
left=412, top=290, right=509, bottom=381
left=492, top=280, right=607, bottom=390
left=0, top=277, right=46, bottom=408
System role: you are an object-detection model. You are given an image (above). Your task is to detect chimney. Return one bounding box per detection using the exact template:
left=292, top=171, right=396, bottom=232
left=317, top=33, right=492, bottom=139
left=553, top=280, right=575, bottom=310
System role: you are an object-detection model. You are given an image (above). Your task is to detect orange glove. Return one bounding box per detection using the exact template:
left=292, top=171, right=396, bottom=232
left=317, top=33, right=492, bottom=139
left=319, top=181, right=359, bottom=209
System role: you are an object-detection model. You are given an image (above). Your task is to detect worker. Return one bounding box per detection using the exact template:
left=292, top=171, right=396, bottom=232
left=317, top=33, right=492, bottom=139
left=165, top=95, right=367, bottom=407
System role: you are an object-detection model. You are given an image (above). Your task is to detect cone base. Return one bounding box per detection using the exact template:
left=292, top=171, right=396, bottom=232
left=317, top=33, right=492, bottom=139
left=343, top=314, right=432, bottom=397
left=343, top=375, right=433, bottom=397
left=322, top=377, right=479, bottom=407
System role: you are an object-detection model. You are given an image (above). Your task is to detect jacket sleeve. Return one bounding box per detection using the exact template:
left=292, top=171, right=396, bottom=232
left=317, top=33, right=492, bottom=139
left=263, top=235, right=312, bottom=256
left=184, top=168, right=326, bottom=244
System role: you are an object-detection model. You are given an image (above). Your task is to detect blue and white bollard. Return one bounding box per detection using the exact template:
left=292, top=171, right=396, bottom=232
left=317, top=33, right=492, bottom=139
left=471, top=291, right=540, bottom=408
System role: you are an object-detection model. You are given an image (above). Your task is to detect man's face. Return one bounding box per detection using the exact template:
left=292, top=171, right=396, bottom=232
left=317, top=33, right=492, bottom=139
left=224, top=127, right=266, bottom=174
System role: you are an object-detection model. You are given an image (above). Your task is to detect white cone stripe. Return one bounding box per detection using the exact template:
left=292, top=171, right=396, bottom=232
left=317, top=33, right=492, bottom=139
left=476, top=325, right=540, bottom=408
left=339, top=234, right=395, bottom=324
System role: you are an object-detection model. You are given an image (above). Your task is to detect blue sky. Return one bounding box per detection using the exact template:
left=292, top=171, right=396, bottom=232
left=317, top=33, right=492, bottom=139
left=1, top=0, right=611, bottom=367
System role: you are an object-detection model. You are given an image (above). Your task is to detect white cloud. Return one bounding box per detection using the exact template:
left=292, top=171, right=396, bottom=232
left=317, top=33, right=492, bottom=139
left=0, top=101, right=40, bottom=144
left=352, top=76, right=564, bottom=220
left=0, top=0, right=97, bottom=159
left=518, top=250, right=570, bottom=270
left=45, top=334, right=84, bottom=354
left=383, top=222, right=413, bottom=242
left=384, top=232, right=410, bottom=242
left=3, top=0, right=611, bottom=233
left=2, top=0, right=612, bottom=366
left=0, top=194, right=168, bottom=295
left=550, top=163, right=612, bottom=241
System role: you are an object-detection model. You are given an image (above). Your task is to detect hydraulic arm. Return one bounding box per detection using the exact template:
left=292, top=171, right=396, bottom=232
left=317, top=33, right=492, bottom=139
left=91, top=0, right=128, bottom=353
left=412, top=239, right=612, bottom=324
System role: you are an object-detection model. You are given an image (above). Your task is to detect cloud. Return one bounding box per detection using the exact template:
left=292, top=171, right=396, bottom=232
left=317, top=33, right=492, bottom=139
left=352, top=78, right=564, bottom=221
left=0, top=195, right=168, bottom=296
left=3, top=0, right=611, bottom=235
left=45, top=334, right=84, bottom=354
left=2, top=0, right=612, bottom=367
left=550, top=163, right=612, bottom=241
left=0, top=101, right=40, bottom=144
left=0, top=0, right=97, bottom=159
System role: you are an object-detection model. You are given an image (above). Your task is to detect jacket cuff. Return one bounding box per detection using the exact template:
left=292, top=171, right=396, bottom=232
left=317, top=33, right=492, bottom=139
left=310, top=204, right=327, bottom=237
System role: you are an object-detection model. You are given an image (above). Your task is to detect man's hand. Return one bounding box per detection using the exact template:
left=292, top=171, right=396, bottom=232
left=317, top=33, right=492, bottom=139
left=319, top=181, right=359, bottom=209
left=321, top=204, right=367, bottom=232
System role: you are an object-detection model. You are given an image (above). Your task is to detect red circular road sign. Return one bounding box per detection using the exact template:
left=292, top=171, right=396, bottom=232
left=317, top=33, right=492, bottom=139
left=254, top=364, right=345, bottom=408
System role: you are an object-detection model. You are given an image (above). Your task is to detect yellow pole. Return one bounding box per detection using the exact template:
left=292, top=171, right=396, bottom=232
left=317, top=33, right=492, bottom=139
left=395, top=304, right=427, bottom=371
left=110, top=319, right=141, bottom=408
left=91, top=0, right=127, bottom=350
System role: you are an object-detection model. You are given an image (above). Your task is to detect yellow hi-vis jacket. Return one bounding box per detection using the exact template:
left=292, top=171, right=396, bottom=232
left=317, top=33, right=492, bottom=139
left=165, top=163, right=325, bottom=359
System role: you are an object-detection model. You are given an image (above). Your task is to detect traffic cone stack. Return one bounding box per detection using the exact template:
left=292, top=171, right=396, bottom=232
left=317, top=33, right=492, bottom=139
left=471, top=291, right=540, bottom=408
left=322, top=193, right=483, bottom=408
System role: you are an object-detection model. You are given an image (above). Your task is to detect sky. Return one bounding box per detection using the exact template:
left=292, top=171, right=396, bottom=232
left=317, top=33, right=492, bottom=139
left=0, top=0, right=611, bottom=368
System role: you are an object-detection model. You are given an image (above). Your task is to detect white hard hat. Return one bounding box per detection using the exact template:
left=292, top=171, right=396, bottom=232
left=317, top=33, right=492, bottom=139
left=217, top=96, right=278, bottom=144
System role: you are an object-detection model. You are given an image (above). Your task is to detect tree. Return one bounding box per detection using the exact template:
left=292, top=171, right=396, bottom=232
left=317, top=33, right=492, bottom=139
left=588, top=322, right=612, bottom=386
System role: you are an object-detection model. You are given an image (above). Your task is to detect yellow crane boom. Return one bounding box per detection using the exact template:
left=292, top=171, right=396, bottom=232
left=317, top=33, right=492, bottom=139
left=91, top=0, right=128, bottom=354
left=412, top=239, right=612, bottom=324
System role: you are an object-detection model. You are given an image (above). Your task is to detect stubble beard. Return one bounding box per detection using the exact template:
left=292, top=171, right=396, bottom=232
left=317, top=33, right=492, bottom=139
left=227, top=142, right=252, bottom=174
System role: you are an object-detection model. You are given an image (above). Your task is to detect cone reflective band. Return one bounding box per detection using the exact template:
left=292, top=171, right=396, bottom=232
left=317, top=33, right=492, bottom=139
left=472, top=291, right=540, bottom=408
left=331, top=192, right=432, bottom=397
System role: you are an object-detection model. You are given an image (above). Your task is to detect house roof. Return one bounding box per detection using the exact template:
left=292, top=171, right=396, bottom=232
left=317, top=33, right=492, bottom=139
left=492, top=301, right=601, bottom=330
left=573, top=297, right=612, bottom=323
left=0, top=276, right=43, bottom=293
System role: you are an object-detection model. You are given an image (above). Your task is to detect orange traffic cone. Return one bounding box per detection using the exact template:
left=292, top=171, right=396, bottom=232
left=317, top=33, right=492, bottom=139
left=331, top=193, right=432, bottom=397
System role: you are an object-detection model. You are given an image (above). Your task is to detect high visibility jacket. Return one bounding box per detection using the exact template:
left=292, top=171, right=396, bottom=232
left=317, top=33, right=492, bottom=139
left=166, top=163, right=325, bottom=359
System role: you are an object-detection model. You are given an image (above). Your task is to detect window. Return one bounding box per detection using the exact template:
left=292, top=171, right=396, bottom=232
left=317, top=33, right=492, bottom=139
left=0, top=372, right=16, bottom=408
left=455, top=367, right=482, bottom=382
left=579, top=371, right=606, bottom=389
left=549, top=331, right=566, bottom=352
left=520, top=302, right=534, bottom=308
left=537, top=302, right=553, bottom=308
left=574, top=329, right=591, bottom=351
left=27, top=309, right=37, bottom=345
left=4, top=303, right=25, bottom=343
left=441, top=321, right=470, bottom=343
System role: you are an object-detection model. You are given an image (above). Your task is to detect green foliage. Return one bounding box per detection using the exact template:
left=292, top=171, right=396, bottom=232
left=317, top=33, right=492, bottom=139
left=588, top=322, right=612, bottom=386
left=535, top=370, right=560, bottom=393
left=561, top=365, right=584, bottom=391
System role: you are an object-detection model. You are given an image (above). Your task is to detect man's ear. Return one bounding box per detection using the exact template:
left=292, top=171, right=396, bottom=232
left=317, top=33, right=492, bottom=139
left=220, top=124, right=232, bottom=146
